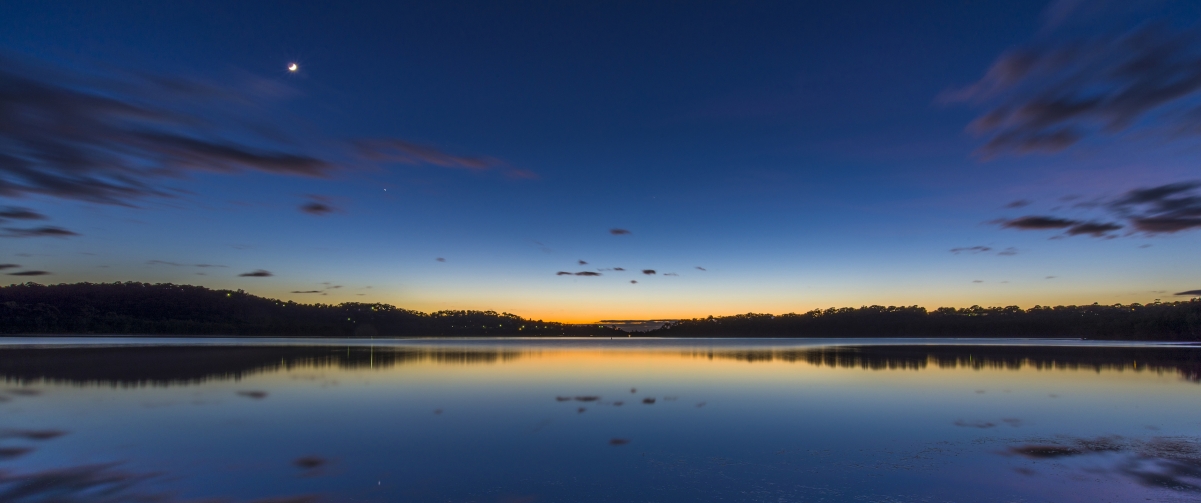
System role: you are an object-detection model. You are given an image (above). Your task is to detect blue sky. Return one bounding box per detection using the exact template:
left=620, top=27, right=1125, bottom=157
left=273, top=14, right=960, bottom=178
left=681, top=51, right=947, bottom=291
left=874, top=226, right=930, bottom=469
left=2, top=0, right=1200, bottom=321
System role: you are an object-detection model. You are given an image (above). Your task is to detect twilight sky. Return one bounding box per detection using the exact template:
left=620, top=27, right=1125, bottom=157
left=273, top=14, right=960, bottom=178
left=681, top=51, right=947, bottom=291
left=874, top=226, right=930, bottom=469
left=2, top=0, right=1200, bottom=322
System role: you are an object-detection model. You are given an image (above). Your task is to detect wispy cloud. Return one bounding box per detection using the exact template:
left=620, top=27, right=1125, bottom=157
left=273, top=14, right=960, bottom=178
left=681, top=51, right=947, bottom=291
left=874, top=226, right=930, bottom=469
left=0, top=207, right=46, bottom=220
left=945, top=22, right=1201, bottom=156
left=996, top=181, right=1201, bottom=238
left=950, top=246, right=993, bottom=254
left=609, top=229, right=631, bottom=235
left=1, top=226, right=79, bottom=238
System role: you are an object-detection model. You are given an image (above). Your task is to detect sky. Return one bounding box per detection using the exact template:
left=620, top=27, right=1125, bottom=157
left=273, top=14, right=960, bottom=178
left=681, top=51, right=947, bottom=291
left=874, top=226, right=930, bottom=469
left=1, top=0, right=1200, bottom=322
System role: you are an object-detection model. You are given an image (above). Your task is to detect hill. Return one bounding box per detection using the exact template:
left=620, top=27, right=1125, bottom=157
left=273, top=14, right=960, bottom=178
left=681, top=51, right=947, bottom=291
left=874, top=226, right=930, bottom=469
left=0, top=282, right=620, bottom=337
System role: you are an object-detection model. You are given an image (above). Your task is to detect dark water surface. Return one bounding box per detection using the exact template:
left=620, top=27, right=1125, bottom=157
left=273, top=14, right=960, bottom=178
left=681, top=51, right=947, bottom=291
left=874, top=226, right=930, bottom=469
left=1, top=337, right=1200, bottom=503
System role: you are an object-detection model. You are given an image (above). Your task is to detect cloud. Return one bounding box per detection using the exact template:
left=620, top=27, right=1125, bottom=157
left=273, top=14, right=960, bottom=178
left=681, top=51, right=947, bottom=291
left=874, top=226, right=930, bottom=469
left=630, top=280, right=637, bottom=284
left=0, top=264, right=18, bottom=270
left=556, top=271, right=572, bottom=275
left=0, top=57, right=342, bottom=207
left=238, top=270, right=272, bottom=277
left=998, top=247, right=1019, bottom=256
left=1109, top=181, right=1201, bottom=234
left=578, top=260, right=588, bottom=265
left=950, top=246, right=993, bottom=254
left=696, top=266, right=706, bottom=271
left=8, top=270, right=49, bottom=276
left=972, top=280, right=984, bottom=283
left=0, top=207, right=46, bottom=220
left=1065, top=221, right=1124, bottom=236
left=1004, top=199, right=1032, bottom=208
left=663, top=272, right=679, bottom=276
left=1175, top=290, right=1201, bottom=296
left=613, top=267, right=625, bottom=271
left=291, top=290, right=321, bottom=294
left=436, top=257, right=446, bottom=262
left=642, top=269, right=656, bottom=275
left=609, top=229, right=631, bottom=235
left=1000, top=216, right=1077, bottom=230
left=945, top=23, right=1201, bottom=156
left=355, top=139, right=495, bottom=171
left=575, top=271, right=601, bottom=276
left=300, top=202, right=334, bottom=215
left=148, top=260, right=185, bottom=266
left=1, top=226, right=78, bottom=238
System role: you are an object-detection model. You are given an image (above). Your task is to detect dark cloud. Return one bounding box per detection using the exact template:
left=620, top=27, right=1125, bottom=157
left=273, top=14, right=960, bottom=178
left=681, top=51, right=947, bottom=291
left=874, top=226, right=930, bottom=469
left=575, top=271, right=601, bottom=276
left=1046, top=276, right=1057, bottom=279
left=946, top=23, right=1201, bottom=156
left=0, top=207, right=46, bottom=220
left=663, top=272, right=679, bottom=276
left=613, top=267, right=625, bottom=271
left=578, top=260, right=588, bottom=265
left=695, top=266, right=706, bottom=271
left=642, top=269, right=656, bottom=275
left=1109, top=181, right=1201, bottom=234
left=300, top=202, right=334, bottom=215
left=972, top=280, right=984, bottom=283
left=291, top=290, right=321, bottom=294
left=195, top=264, right=225, bottom=268
left=0, top=264, right=18, bottom=270
left=1176, top=290, right=1201, bottom=296
left=0, top=57, right=339, bottom=207
left=609, top=228, right=631, bottom=235
left=1004, top=199, right=1032, bottom=208
left=997, top=247, right=1019, bottom=256
left=630, top=280, right=637, bottom=284
left=236, top=390, right=268, bottom=399
left=148, top=260, right=184, bottom=266
left=950, top=246, right=992, bottom=254
left=556, top=271, right=572, bottom=275
left=238, top=270, right=272, bottom=277
left=436, top=257, right=446, bottom=262
left=1065, top=221, right=1124, bottom=236
left=1, top=226, right=78, bottom=238
left=7, top=270, right=49, bottom=276
left=1000, top=216, right=1077, bottom=230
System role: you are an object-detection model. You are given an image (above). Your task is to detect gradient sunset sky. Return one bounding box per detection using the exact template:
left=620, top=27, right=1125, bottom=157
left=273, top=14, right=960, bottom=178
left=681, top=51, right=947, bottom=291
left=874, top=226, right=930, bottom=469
left=2, top=1, right=1200, bottom=322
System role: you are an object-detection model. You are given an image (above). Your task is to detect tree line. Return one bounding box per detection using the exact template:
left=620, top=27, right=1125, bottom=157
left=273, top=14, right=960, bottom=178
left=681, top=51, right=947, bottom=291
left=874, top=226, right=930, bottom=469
left=645, top=302, right=1201, bottom=340
left=0, top=282, right=622, bottom=337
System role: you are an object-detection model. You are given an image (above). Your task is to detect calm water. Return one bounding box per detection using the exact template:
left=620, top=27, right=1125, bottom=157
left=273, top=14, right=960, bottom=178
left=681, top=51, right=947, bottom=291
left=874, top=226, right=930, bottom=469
left=1, top=337, right=1200, bottom=503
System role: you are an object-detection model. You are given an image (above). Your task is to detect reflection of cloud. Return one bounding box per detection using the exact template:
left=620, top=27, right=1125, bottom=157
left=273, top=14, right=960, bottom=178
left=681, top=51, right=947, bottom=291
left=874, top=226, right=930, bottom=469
left=238, top=270, right=272, bottom=277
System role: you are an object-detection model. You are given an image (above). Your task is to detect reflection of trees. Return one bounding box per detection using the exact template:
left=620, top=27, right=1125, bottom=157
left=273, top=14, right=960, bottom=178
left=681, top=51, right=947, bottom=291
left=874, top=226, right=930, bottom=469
left=687, top=345, right=1201, bottom=381
left=0, top=346, right=529, bottom=387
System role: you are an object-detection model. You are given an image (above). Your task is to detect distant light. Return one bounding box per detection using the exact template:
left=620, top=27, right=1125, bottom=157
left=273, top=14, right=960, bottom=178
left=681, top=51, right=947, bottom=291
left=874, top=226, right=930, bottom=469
left=287, top=63, right=299, bottom=72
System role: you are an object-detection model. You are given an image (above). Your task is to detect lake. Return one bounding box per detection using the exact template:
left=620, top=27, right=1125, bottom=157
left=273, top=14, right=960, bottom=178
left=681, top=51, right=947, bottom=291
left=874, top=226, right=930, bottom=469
left=1, top=337, right=1199, bottom=502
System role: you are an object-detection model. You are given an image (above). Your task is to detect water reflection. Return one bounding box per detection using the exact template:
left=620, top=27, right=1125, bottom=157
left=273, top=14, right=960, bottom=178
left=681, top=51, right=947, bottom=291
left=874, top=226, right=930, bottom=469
left=0, top=339, right=1198, bottom=502
left=0, top=341, right=1197, bottom=386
